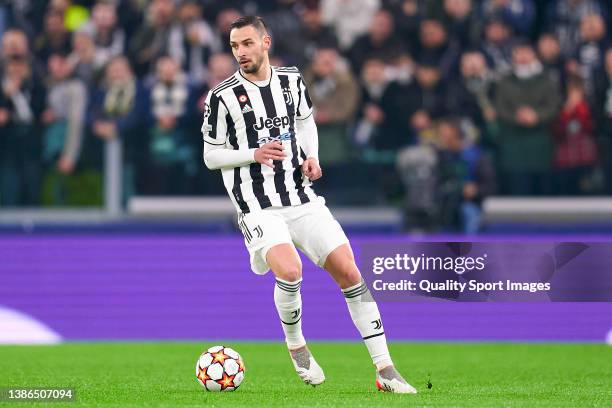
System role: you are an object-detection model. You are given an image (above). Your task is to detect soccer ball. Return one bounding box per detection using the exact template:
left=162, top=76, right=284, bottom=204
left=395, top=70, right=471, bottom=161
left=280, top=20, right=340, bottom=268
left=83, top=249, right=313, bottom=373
left=196, top=345, right=245, bottom=391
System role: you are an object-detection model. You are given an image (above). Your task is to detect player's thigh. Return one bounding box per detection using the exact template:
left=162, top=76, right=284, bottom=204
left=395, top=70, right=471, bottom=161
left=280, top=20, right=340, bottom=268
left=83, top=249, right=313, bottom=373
left=238, top=211, right=293, bottom=275
left=323, top=243, right=362, bottom=289
left=265, top=243, right=302, bottom=282
left=288, top=201, right=349, bottom=268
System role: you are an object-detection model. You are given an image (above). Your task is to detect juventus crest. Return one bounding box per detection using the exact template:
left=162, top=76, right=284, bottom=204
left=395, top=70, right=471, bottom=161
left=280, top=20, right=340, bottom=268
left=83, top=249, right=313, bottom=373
left=282, top=87, right=293, bottom=106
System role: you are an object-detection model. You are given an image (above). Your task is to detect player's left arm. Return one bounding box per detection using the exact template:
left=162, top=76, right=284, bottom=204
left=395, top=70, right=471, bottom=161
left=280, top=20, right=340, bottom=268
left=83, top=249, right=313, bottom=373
left=295, top=74, right=322, bottom=181
left=297, top=113, right=322, bottom=180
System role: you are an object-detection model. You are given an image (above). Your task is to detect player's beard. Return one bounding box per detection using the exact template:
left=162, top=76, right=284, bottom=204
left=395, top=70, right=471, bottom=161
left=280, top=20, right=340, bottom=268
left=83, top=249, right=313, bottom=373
left=242, top=54, right=263, bottom=74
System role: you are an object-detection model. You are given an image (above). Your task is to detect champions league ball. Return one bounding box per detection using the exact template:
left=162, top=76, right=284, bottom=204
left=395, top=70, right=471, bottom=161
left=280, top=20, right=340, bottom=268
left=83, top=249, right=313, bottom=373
left=196, top=346, right=245, bottom=391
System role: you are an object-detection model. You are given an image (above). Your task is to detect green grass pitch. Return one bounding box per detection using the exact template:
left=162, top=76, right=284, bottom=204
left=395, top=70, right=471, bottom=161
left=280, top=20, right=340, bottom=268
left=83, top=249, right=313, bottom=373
left=0, top=342, right=610, bottom=407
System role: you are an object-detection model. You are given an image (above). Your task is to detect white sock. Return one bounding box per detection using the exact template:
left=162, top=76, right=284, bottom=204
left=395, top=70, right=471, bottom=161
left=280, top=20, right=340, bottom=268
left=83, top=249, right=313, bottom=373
left=274, top=277, right=306, bottom=349
left=343, top=280, right=393, bottom=370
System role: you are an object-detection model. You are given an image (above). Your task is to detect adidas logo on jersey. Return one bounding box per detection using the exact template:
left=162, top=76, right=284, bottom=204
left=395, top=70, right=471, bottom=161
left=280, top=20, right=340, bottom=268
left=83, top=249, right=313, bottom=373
left=241, top=104, right=253, bottom=114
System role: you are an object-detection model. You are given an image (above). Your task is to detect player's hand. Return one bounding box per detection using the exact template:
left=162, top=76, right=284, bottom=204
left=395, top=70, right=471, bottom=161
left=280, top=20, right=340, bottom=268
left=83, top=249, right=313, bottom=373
left=0, top=108, right=9, bottom=125
left=463, top=182, right=478, bottom=200
left=57, top=156, right=75, bottom=175
left=302, top=158, right=322, bottom=181
left=255, top=141, right=286, bottom=168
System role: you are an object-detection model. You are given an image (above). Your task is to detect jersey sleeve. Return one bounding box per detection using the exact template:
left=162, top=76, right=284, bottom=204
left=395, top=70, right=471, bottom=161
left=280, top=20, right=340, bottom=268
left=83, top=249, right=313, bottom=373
left=201, top=91, right=228, bottom=146
left=296, top=75, right=313, bottom=121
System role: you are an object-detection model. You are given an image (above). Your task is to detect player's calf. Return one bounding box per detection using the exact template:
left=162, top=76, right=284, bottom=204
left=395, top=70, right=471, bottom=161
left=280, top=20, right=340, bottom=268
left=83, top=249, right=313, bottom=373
left=266, top=244, right=324, bottom=385
left=273, top=277, right=325, bottom=386
left=274, top=277, right=305, bottom=349
left=325, top=246, right=393, bottom=368
left=324, top=245, right=417, bottom=393
left=268, top=244, right=305, bottom=349
left=341, top=280, right=394, bottom=369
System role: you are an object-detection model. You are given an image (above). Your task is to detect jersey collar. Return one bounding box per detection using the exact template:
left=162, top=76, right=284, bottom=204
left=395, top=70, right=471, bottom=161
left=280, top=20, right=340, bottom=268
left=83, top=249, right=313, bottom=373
left=238, top=66, right=274, bottom=88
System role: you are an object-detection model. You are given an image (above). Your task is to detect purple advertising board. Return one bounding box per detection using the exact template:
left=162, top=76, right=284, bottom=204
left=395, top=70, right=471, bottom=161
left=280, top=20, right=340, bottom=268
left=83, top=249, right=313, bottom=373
left=0, top=233, right=610, bottom=342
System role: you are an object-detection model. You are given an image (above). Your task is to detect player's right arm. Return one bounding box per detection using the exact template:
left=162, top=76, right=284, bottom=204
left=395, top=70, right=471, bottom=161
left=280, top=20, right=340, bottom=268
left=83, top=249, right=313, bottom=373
left=202, top=92, right=286, bottom=170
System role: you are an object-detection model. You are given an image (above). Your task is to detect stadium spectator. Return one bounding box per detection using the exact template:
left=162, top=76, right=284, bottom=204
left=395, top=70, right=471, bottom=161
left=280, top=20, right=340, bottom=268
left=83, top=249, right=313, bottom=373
left=68, top=29, right=99, bottom=86
left=552, top=75, right=598, bottom=195
left=493, top=41, right=561, bottom=195
left=260, top=0, right=302, bottom=65
left=545, top=0, right=607, bottom=57
left=416, top=19, right=460, bottom=79
left=194, top=52, right=236, bottom=120
left=3, top=1, right=612, bottom=206
left=200, top=0, right=263, bottom=24
left=0, top=54, right=45, bottom=206
left=285, top=6, right=338, bottom=68
left=1, top=28, right=29, bottom=63
left=128, top=0, right=181, bottom=77
left=389, top=0, right=423, bottom=51
left=33, top=9, right=71, bottom=66
left=201, top=53, right=236, bottom=93
left=480, top=0, right=535, bottom=36
left=79, top=1, right=125, bottom=72
left=176, top=1, right=221, bottom=85
left=385, top=52, right=415, bottom=85
left=364, top=55, right=421, bottom=151
left=41, top=52, right=88, bottom=205
left=303, top=45, right=361, bottom=202
left=446, top=50, right=497, bottom=134
left=593, top=47, right=612, bottom=193
left=347, top=9, right=406, bottom=74
left=303, top=46, right=359, bottom=165
left=115, top=0, right=146, bottom=42
left=142, top=56, right=198, bottom=195
left=320, top=0, right=380, bottom=50
left=439, top=0, right=481, bottom=50
left=435, top=119, right=496, bottom=233
left=406, top=61, right=449, bottom=136
left=396, top=118, right=496, bottom=233
left=89, top=56, right=150, bottom=201
left=214, top=8, right=243, bottom=54
left=0, top=4, right=7, bottom=39
left=572, top=13, right=609, bottom=101
left=192, top=53, right=236, bottom=196
left=353, top=56, right=391, bottom=152
left=0, top=0, right=41, bottom=40
left=481, top=16, right=515, bottom=77
left=537, top=32, right=567, bottom=90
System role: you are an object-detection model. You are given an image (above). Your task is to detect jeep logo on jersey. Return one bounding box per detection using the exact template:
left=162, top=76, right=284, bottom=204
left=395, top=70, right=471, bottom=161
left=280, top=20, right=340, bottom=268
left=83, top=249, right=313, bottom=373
left=253, top=115, right=290, bottom=131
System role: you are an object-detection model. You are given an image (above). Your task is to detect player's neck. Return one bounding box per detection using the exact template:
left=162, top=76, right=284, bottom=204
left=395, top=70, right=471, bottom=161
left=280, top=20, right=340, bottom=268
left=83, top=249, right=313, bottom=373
left=241, top=60, right=271, bottom=82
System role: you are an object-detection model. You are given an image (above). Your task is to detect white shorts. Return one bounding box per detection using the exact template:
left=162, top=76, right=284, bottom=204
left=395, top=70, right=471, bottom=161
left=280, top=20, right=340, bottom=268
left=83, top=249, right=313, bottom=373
left=237, top=197, right=349, bottom=274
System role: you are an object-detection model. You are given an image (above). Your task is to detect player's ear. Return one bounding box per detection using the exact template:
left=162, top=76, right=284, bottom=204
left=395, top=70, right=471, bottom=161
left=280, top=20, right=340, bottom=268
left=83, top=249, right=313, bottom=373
left=262, top=34, right=271, bottom=51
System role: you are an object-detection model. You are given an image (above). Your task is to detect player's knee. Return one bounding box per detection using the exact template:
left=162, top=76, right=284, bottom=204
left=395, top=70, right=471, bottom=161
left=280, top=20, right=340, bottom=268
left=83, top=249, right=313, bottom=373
left=280, top=269, right=302, bottom=283
left=335, top=258, right=361, bottom=287
left=278, top=263, right=302, bottom=282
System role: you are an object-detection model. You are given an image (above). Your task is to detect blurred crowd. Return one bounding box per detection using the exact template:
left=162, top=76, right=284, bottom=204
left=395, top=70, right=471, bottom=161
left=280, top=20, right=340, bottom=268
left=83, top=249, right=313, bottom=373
left=1, top=0, right=612, bottom=232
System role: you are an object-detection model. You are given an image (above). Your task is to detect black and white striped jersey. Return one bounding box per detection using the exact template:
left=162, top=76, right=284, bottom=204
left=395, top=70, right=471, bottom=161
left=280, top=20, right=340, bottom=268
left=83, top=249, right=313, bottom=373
left=201, top=66, right=319, bottom=214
